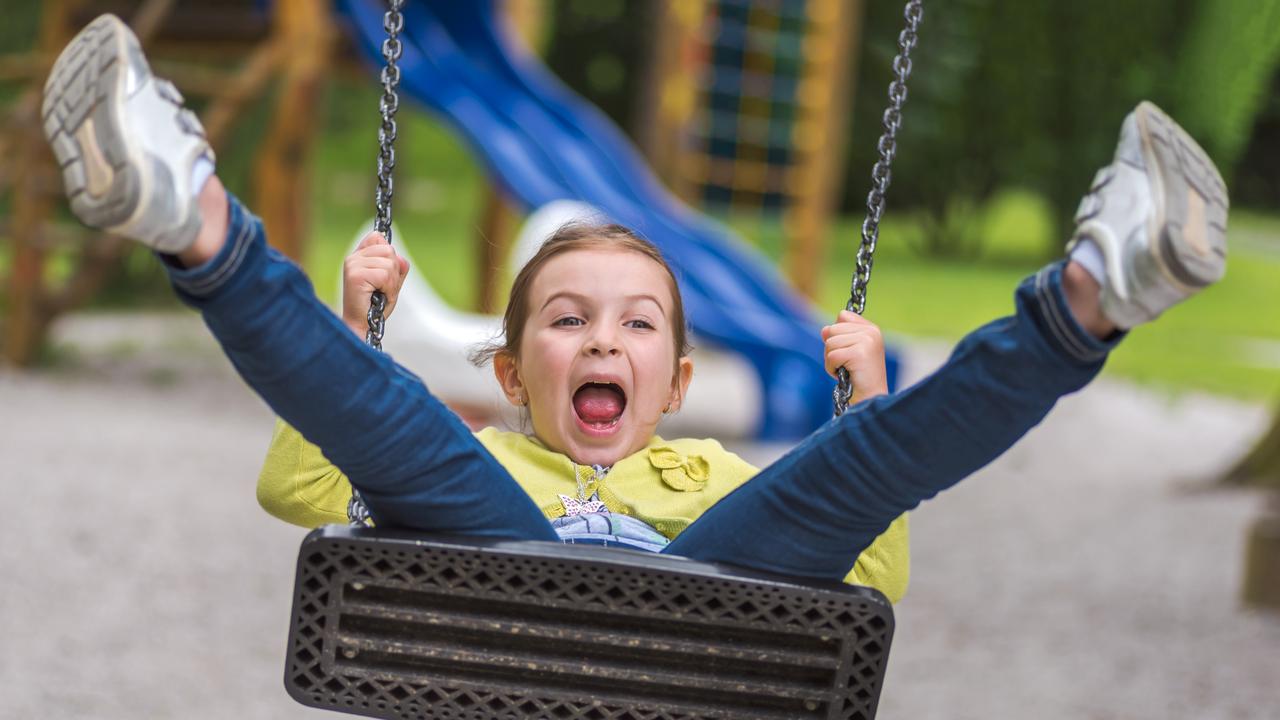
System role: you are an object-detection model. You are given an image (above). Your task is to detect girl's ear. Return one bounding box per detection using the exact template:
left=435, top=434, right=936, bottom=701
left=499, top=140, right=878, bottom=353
left=667, top=356, right=694, bottom=413
left=493, top=351, right=527, bottom=407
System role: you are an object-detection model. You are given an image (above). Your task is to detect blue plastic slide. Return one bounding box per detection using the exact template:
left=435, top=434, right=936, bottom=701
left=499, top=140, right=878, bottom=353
left=335, top=0, right=898, bottom=439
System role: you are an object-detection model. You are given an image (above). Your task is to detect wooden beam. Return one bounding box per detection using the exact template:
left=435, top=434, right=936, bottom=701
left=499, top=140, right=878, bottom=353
left=782, top=0, right=864, bottom=300
left=472, top=0, right=550, bottom=311
left=1243, top=502, right=1280, bottom=611
left=0, top=52, right=46, bottom=82
left=129, top=0, right=178, bottom=45
left=636, top=0, right=707, bottom=200
left=3, top=0, right=73, bottom=366
left=476, top=186, right=518, bottom=314
left=251, top=0, right=335, bottom=262
left=2, top=0, right=206, bottom=365
left=200, top=38, right=286, bottom=149
left=69, top=3, right=271, bottom=45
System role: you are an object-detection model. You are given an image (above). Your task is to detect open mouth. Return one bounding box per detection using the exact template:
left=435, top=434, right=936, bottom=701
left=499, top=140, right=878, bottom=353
left=572, top=381, right=626, bottom=434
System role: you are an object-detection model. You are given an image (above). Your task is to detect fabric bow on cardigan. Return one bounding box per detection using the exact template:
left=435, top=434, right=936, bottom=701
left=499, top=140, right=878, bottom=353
left=648, top=447, right=710, bottom=492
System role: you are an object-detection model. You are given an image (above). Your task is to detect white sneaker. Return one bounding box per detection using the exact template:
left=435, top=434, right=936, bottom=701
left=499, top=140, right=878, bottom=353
left=42, top=14, right=214, bottom=254
left=1070, top=101, right=1229, bottom=329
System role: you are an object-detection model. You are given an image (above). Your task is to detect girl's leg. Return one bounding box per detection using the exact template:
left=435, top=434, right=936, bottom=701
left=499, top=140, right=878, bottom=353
left=167, top=188, right=557, bottom=540
left=664, top=261, right=1119, bottom=577
left=667, top=100, right=1227, bottom=581
left=42, top=14, right=554, bottom=541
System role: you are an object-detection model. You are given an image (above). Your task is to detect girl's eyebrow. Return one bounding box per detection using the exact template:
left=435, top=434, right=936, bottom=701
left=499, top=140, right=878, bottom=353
left=622, top=292, right=665, bottom=313
left=540, top=291, right=666, bottom=316
left=540, top=291, right=588, bottom=312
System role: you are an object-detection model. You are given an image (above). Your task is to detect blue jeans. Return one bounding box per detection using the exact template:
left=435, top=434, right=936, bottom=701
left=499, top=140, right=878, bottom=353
left=168, top=194, right=1119, bottom=581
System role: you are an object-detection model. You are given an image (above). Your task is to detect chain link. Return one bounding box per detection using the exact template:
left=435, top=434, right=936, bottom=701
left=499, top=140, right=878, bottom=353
left=834, top=0, right=923, bottom=416
left=347, top=490, right=373, bottom=527
left=351, top=0, right=406, bottom=526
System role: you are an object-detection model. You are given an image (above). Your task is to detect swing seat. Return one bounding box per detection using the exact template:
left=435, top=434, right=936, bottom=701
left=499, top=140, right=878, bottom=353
left=286, top=525, right=895, bottom=720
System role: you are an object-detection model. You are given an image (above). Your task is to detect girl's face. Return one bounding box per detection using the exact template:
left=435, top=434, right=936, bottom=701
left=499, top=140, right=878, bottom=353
left=495, top=247, right=693, bottom=466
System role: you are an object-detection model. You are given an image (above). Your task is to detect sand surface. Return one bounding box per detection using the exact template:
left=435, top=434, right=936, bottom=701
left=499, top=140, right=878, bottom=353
left=2, top=312, right=1276, bottom=719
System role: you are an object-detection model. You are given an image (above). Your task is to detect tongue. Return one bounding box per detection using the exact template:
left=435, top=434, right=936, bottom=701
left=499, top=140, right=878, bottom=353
left=574, top=386, right=623, bottom=423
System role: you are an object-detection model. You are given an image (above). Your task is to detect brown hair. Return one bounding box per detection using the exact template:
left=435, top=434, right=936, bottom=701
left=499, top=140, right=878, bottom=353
left=470, top=221, right=692, bottom=368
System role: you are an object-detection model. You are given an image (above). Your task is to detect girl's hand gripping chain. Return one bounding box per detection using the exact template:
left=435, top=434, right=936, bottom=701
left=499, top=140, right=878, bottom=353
left=341, top=232, right=410, bottom=339
left=821, top=311, right=889, bottom=407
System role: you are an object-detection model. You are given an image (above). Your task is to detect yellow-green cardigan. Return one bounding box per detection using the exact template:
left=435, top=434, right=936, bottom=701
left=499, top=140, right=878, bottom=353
left=258, top=420, right=909, bottom=602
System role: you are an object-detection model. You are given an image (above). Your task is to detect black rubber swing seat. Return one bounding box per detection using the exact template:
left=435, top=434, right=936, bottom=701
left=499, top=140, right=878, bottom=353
left=286, top=525, right=895, bottom=720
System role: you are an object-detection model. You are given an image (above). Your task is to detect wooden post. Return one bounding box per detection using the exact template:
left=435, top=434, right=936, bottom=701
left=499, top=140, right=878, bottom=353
left=2, top=1, right=290, bottom=365
left=782, top=0, right=864, bottom=299
left=4, top=132, right=57, bottom=366
left=474, top=0, right=548, bottom=312
left=3, top=1, right=72, bottom=366
left=200, top=39, right=286, bottom=150
left=3, top=0, right=186, bottom=366
left=251, top=0, right=334, bottom=263
left=475, top=187, right=519, bottom=313
left=636, top=0, right=706, bottom=194
left=505, top=0, right=549, bottom=50
left=129, top=0, right=177, bottom=44
left=1243, top=498, right=1280, bottom=612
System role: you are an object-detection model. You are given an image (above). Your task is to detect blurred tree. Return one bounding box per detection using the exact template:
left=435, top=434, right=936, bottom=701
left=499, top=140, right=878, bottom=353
left=884, top=0, right=998, bottom=259
left=1165, top=0, right=1280, bottom=488
left=542, top=0, right=651, bottom=140
left=1226, top=409, right=1280, bottom=489
left=842, top=0, right=1280, bottom=256
left=539, top=0, right=1279, bottom=261
left=1232, top=73, right=1280, bottom=209
left=1173, top=0, right=1280, bottom=176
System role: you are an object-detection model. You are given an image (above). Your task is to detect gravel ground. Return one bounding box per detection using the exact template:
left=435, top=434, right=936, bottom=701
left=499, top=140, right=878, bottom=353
left=1, top=312, right=1277, bottom=720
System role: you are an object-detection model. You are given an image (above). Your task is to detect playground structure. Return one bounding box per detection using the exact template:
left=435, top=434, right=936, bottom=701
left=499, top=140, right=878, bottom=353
left=2, top=0, right=889, bottom=440
left=1, top=0, right=335, bottom=365
left=639, top=0, right=862, bottom=299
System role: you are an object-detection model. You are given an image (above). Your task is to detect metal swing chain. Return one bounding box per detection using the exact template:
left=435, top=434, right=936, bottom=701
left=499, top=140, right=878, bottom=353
left=365, top=0, right=406, bottom=354
left=349, top=0, right=406, bottom=527
left=833, top=0, right=923, bottom=417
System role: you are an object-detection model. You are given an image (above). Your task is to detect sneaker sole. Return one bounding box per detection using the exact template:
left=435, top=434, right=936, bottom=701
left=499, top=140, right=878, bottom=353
left=1135, top=101, right=1229, bottom=289
left=42, top=14, right=147, bottom=233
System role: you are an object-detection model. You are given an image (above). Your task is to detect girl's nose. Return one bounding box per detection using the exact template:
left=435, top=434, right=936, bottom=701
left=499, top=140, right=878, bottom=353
left=584, top=330, right=620, bottom=356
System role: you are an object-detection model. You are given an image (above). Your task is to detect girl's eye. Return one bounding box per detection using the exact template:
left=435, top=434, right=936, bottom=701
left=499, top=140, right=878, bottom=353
left=626, top=319, right=655, bottom=330
left=553, top=316, right=584, bottom=327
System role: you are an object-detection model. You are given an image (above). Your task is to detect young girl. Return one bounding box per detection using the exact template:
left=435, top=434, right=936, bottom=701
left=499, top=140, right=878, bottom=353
left=43, top=16, right=1228, bottom=605
left=256, top=223, right=911, bottom=599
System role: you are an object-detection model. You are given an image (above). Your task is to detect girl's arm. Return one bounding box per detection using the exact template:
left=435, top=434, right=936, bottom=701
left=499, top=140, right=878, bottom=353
left=820, top=312, right=907, bottom=600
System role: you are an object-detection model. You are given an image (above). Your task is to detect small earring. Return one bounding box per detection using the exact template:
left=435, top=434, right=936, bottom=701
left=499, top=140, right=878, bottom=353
left=519, top=394, right=528, bottom=406
left=662, top=404, right=671, bottom=415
